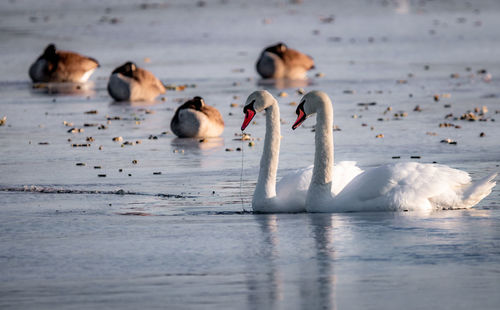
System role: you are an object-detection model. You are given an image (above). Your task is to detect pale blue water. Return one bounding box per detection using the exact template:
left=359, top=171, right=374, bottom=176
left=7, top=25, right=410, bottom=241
left=1, top=0, right=499, bottom=309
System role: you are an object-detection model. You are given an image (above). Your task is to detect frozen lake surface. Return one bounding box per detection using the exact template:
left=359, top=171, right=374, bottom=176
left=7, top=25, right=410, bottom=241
left=1, top=0, right=500, bottom=309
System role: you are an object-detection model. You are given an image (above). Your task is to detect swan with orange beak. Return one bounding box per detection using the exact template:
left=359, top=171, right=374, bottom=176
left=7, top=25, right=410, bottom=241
left=291, top=91, right=497, bottom=213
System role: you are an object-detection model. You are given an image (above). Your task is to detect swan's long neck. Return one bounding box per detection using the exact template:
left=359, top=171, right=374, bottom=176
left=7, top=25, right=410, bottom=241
left=308, top=100, right=334, bottom=201
left=254, top=103, right=280, bottom=202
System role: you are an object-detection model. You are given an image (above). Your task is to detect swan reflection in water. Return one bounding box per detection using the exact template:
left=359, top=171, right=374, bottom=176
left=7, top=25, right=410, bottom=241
left=302, top=214, right=336, bottom=310
left=245, top=214, right=337, bottom=310
left=245, top=215, right=283, bottom=310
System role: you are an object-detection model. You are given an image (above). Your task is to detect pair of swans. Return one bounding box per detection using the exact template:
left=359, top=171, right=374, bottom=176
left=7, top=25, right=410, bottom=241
left=241, top=90, right=497, bottom=213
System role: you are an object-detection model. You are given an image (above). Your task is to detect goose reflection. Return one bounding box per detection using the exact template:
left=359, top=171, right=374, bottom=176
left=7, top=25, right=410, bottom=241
left=167, top=137, right=225, bottom=169
left=257, top=78, right=313, bottom=90
left=170, top=137, right=224, bottom=154
left=31, top=82, right=95, bottom=96
left=109, top=98, right=164, bottom=107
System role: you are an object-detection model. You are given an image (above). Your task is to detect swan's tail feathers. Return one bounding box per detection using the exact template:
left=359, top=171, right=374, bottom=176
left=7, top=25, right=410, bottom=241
left=462, top=172, right=497, bottom=208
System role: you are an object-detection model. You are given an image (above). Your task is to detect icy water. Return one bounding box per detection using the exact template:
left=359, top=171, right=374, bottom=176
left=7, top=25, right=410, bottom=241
left=1, top=0, right=500, bottom=309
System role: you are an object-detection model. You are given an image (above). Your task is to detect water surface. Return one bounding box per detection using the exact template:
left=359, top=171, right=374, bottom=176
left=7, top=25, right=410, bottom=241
left=1, top=0, right=499, bottom=309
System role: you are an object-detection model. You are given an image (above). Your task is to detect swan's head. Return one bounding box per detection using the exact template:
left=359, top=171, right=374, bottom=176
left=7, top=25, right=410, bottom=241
left=292, top=91, right=332, bottom=130
left=241, top=90, right=277, bottom=131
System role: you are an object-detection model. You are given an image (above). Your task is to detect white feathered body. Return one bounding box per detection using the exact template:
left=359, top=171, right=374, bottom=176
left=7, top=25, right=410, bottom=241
left=298, top=91, right=497, bottom=213
left=307, top=162, right=497, bottom=213
left=253, top=161, right=363, bottom=213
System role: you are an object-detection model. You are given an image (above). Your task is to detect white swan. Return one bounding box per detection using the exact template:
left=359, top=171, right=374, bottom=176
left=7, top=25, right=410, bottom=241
left=292, top=91, right=497, bottom=213
left=241, top=90, right=362, bottom=213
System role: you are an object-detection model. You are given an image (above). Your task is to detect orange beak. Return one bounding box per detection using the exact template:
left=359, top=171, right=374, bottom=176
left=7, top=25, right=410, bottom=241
left=292, top=108, right=306, bottom=130
left=241, top=109, right=256, bottom=131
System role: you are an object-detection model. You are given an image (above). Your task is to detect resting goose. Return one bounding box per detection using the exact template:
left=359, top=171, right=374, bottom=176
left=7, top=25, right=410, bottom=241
left=256, top=42, right=314, bottom=80
left=107, top=62, right=166, bottom=102
left=29, top=44, right=99, bottom=83
left=171, top=96, right=224, bottom=138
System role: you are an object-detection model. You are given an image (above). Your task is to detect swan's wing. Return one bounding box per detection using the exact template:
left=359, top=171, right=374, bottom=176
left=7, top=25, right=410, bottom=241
left=331, top=161, right=363, bottom=195
left=333, top=162, right=484, bottom=211
left=276, top=162, right=363, bottom=203
left=461, top=172, right=497, bottom=207
left=276, top=166, right=313, bottom=207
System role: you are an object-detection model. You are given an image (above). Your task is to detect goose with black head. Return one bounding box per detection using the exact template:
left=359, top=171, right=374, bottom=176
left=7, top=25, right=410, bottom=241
left=171, top=96, right=224, bottom=138
left=256, top=42, right=315, bottom=80
left=107, top=61, right=166, bottom=102
left=29, top=43, right=99, bottom=83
